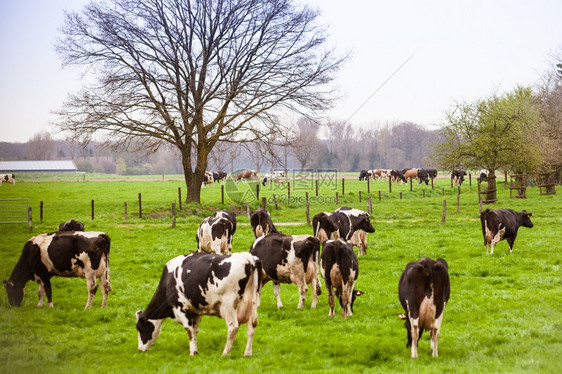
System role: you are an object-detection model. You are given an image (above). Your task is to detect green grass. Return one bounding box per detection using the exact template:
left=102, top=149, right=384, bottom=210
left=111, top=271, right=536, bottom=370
left=0, top=176, right=561, bottom=373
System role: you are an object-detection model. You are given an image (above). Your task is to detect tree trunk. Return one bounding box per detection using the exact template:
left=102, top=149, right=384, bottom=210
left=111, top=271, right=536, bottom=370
left=181, top=150, right=206, bottom=204
left=487, top=170, right=497, bottom=202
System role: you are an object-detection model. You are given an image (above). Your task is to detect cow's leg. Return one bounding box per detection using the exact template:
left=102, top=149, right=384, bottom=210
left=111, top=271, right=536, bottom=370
left=272, top=282, right=283, bottom=308
left=507, top=236, right=516, bottom=253
left=35, top=278, right=45, bottom=307
left=306, top=261, right=320, bottom=308
left=293, top=276, right=308, bottom=310
left=326, top=284, right=335, bottom=317
left=222, top=310, right=240, bottom=356
left=184, top=315, right=202, bottom=355
left=85, top=272, right=98, bottom=310
left=409, top=317, right=419, bottom=358
left=99, top=268, right=110, bottom=308
left=429, top=328, right=440, bottom=357
left=41, top=276, right=54, bottom=308
left=243, top=308, right=258, bottom=357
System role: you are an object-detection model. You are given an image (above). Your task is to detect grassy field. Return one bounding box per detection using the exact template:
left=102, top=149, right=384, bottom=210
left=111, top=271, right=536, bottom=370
left=0, top=174, right=560, bottom=373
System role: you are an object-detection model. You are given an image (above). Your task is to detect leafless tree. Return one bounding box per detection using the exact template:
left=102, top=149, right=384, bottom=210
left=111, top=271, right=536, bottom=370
left=54, top=0, right=344, bottom=203
left=288, top=117, right=322, bottom=169
left=26, top=131, right=54, bottom=160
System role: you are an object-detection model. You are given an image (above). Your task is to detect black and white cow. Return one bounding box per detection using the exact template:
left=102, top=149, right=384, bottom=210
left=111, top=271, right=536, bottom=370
left=334, top=207, right=376, bottom=256
left=426, top=168, right=438, bottom=179
left=358, top=170, right=371, bottom=181
left=480, top=208, right=533, bottom=254
left=313, top=208, right=375, bottom=251
left=1, top=173, right=15, bottom=185
left=398, top=257, right=450, bottom=358
left=390, top=169, right=407, bottom=183
left=451, top=169, right=467, bottom=186
left=262, top=170, right=285, bottom=186
left=136, top=252, right=262, bottom=357
left=3, top=231, right=112, bottom=309
left=250, top=233, right=321, bottom=309
left=213, top=171, right=228, bottom=183
left=58, top=219, right=85, bottom=232
left=478, top=169, right=489, bottom=183
left=196, top=212, right=236, bottom=255
left=250, top=208, right=280, bottom=238
left=202, top=171, right=215, bottom=187
left=417, top=169, right=430, bottom=185
left=320, top=239, right=363, bottom=318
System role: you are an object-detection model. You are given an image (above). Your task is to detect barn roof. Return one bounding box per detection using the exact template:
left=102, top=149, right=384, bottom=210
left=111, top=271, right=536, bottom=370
left=0, top=160, right=78, bottom=173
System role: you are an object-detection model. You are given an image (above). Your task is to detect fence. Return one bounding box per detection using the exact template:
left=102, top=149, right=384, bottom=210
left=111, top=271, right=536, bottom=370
left=0, top=198, right=32, bottom=231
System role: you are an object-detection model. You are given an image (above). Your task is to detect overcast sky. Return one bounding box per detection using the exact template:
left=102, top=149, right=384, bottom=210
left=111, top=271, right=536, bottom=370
left=1, top=0, right=561, bottom=143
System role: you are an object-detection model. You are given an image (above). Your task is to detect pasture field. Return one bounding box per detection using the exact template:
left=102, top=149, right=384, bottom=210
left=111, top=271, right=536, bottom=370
left=0, top=175, right=561, bottom=373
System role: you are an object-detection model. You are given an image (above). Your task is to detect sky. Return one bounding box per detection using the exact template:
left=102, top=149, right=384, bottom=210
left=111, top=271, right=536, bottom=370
left=1, top=0, right=561, bottom=143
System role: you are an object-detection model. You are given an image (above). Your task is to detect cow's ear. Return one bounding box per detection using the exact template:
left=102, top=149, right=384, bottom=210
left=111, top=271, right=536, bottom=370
left=527, top=212, right=532, bottom=217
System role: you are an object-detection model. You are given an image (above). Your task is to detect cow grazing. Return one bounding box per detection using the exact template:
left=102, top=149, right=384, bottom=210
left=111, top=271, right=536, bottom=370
left=1, top=173, right=16, bottom=185
left=196, top=215, right=235, bottom=255
left=58, top=219, right=85, bottom=232
left=390, top=169, right=407, bottom=183
left=213, top=171, right=228, bottom=183
left=320, top=239, right=363, bottom=318
left=451, top=169, right=467, bottom=186
left=136, top=252, right=262, bottom=357
left=358, top=170, right=371, bottom=181
left=480, top=208, right=533, bottom=254
left=237, top=169, right=258, bottom=182
left=426, top=168, right=438, bottom=179
left=262, top=170, right=285, bottom=186
left=417, top=169, right=430, bottom=185
left=250, top=233, right=321, bottom=309
left=313, top=208, right=375, bottom=249
left=250, top=208, right=280, bottom=238
left=202, top=171, right=215, bottom=187
left=403, top=169, right=418, bottom=181
left=398, top=257, right=450, bottom=358
left=3, top=231, right=112, bottom=309
left=335, top=207, right=375, bottom=256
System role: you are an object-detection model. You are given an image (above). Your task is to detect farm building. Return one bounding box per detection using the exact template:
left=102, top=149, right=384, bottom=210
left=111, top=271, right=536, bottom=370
left=0, top=160, right=78, bottom=173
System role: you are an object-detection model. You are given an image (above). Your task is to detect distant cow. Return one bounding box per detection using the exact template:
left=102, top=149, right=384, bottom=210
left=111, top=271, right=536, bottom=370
left=3, top=231, right=112, bottom=309
left=213, top=171, right=228, bottom=183
left=250, top=208, right=280, bottom=238
left=262, top=170, right=285, bottom=186
left=404, top=169, right=418, bottom=181
left=196, top=215, right=235, bottom=255
left=398, top=257, right=450, bottom=358
left=426, top=168, right=438, bottom=179
left=313, top=208, right=375, bottom=247
left=202, top=171, right=215, bottom=187
left=358, top=170, right=371, bottom=181
left=417, top=169, right=430, bottom=185
left=58, top=219, right=85, bottom=232
left=320, top=239, right=363, bottom=318
left=136, top=252, right=262, bottom=356
left=478, top=169, right=489, bottom=183
left=1, top=173, right=15, bottom=185
left=451, top=169, right=467, bottom=186
left=480, top=208, right=533, bottom=254
left=237, top=169, right=258, bottom=182
left=335, top=207, right=375, bottom=256
left=390, top=169, right=407, bottom=183
left=250, top=233, right=321, bottom=309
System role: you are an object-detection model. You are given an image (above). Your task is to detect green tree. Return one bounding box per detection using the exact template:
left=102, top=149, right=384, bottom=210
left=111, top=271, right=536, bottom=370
left=55, top=0, right=344, bottom=203
left=433, top=87, right=543, bottom=201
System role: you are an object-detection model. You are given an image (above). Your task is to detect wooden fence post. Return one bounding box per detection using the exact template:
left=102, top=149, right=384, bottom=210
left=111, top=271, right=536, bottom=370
left=441, top=200, right=446, bottom=223
left=400, top=192, right=403, bottom=200
left=423, top=189, right=426, bottom=198
left=172, top=202, right=176, bottom=227
left=124, top=202, right=128, bottom=220
left=441, top=187, right=445, bottom=196
left=288, top=182, right=291, bottom=200
left=91, top=199, right=95, bottom=220
left=378, top=190, right=381, bottom=201
left=389, top=177, right=392, bottom=193
left=40, top=201, right=43, bottom=221
left=457, top=191, right=460, bottom=213
left=27, top=207, right=32, bottom=232
left=359, top=190, right=362, bottom=203
left=305, top=192, right=310, bottom=226
left=273, top=194, right=279, bottom=210
left=479, top=195, right=483, bottom=213
left=342, top=178, right=345, bottom=195
left=178, top=188, right=182, bottom=210
left=315, top=179, right=319, bottom=196
left=138, top=193, right=142, bottom=218
left=256, top=184, right=260, bottom=201
left=469, top=173, right=472, bottom=186
left=409, top=177, right=412, bottom=191
left=221, top=185, right=225, bottom=204
left=431, top=177, right=434, bottom=190
left=367, top=178, right=371, bottom=193
left=335, top=192, right=339, bottom=205
left=262, top=197, right=266, bottom=210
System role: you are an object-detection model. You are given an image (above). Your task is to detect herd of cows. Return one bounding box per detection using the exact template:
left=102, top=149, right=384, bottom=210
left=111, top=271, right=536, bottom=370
left=2, top=194, right=535, bottom=359
left=358, top=168, right=475, bottom=187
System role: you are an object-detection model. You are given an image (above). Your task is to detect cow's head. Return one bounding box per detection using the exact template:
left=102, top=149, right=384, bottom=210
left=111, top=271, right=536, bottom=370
left=3, top=280, right=24, bottom=307
left=520, top=210, right=534, bottom=228
left=354, top=214, right=375, bottom=233
left=136, top=310, right=165, bottom=352
left=338, top=289, right=364, bottom=313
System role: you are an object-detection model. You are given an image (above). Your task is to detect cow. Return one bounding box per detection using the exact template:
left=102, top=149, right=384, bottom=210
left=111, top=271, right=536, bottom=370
left=426, top=168, right=438, bottom=179
left=1, top=173, right=16, bottom=185
left=262, top=170, right=285, bottom=186
left=237, top=169, right=258, bottom=182
left=213, top=171, right=228, bottom=183
left=58, top=219, right=85, bottom=232
left=250, top=208, right=280, bottom=238
left=136, top=252, right=262, bottom=357
left=451, top=169, right=467, bottom=186
left=196, top=214, right=235, bottom=255
left=335, top=207, right=375, bottom=256
left=202, top=170, right=215, bottom=187
left=398, top=257, right=450, bottom=358
left=480, top=208, right=533, bottom=254
left=478, top=169, right=489, bottom=184
left=215, top=209, right=237, bottom=236
left=3, top=231, right=112, bottom=309
left=417, top=169, right=430, bottom=185
left=250, top=233, right=321, bottom=309
left=320, top=239, right=363, bottom=318
left=358, top=170, right=371, bottom=181
left=403, top=169, right=418, bottom=181
left=313, top=208, right=375, bottom=248
left=390, top=169, right=407, bottom=183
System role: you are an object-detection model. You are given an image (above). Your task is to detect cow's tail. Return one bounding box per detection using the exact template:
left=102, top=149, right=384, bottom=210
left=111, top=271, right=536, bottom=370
left=238, top=256, right=263, bottom=325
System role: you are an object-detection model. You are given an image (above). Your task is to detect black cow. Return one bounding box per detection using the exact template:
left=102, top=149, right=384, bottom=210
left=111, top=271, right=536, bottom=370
left=136, top=252, right=262, bottom=356
left=417, top=169, right=430, bottom=185
left=480, top=208, right=533, bottom=254
left=213, top=171, right=228, bottom=183
left=426, top=168, right=438, bottom=179
left=58, top=219, right=85, bottom=232
left=250, top=208, right=280, bottom=238
left=358, top=170, right=371, bottom=181
left=390, top=169, right=407, bottom=183
left=250, top=233, right=321, bottom=309
left=320, top=239, right=363, bottom=318
left=451, top=169, right=467, bottom=186
left=313, top=208, right=375, bottom=246
left=3, top=231, right=112, bottom=309
left=398, top=257, right=450, bottom=358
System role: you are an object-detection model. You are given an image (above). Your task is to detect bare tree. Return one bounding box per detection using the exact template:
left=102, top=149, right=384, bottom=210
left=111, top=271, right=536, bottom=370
left=54, top=0, right=344, bottom=203
left=26, top=131, right=54, bottom=160
left=288, top=117, right=323, bottom=169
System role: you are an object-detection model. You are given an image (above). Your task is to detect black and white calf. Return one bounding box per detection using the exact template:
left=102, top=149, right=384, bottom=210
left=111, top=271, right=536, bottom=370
left=320, top=239, right=363, bottom=318
left=250, top=233, right=321, bottom=309
left=3, top=231, right=112, bottom=309
left=398, top=257, right=450, bottom=358
left=196, top=211, right=236, bottom=255
left=136, top=252, right=262, bottom=357
left=480, top=208, right=533, bottom=254
left=250, top=208, right=280, bottom=238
